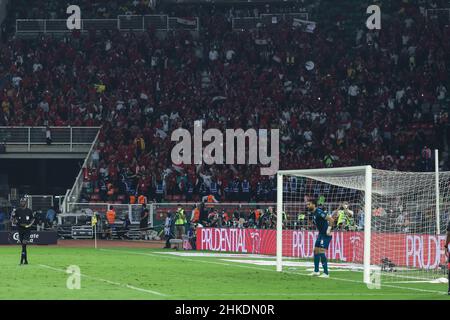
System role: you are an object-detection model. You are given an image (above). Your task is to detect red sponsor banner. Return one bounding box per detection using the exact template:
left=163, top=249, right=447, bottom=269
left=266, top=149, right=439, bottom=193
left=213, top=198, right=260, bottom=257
left=196, top=228, right=448, bottom=269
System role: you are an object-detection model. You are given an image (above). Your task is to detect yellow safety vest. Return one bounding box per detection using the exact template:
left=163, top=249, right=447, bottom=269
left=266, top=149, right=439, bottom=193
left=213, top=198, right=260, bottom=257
left=175, top=209, right=186, bottom=225
left=337, top=210, right=351, bottom=225
left=91, top=215, right=97, bottom=227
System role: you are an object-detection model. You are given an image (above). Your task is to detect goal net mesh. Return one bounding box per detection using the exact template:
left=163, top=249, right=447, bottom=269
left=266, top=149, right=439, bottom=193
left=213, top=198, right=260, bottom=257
left=280, top=168, right=450, bottom=283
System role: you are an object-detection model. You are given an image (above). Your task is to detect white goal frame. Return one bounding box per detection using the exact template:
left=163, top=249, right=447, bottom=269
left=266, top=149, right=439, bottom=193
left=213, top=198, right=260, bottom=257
left=276, top=159, right=444, bottom=284
left=276, top=165, right=372, bottom=284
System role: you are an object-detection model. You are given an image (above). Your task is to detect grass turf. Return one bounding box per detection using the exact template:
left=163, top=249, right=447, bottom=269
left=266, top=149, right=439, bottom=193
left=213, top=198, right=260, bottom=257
left=0, top=245, right=448, bottom=300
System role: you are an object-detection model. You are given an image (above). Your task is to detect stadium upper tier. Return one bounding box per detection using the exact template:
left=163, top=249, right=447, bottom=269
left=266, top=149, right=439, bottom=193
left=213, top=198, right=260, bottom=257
left=0, top=0, right=449, bottom=203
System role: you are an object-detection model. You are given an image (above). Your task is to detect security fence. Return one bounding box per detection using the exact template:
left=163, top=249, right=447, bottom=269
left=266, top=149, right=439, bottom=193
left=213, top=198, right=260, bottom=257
left=65, top=202, right=278, bottom=227
left=15, top=12, right=314, bottom=34
left=16, top=15, right=200, bottom=34
left=63, top=200, right=450, bottom=235
left=0, top=126, right=100, bottom=152
left=66, top=202, right=154, bottom=225
left=426, top=8, right=450, bottom=22
left=232, top=12, right=309, bottom=30
left=25, top=195, right=54, bottom=211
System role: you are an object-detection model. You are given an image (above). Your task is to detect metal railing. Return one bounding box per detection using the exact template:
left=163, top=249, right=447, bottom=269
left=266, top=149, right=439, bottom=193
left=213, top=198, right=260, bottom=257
left=118, top=14, right=168, bottom=30
left=0, top=126, right=100, bottom=152
left=232, top=12, right=308, bottom=30
left=60, top=200, right=450, bottom=235
left=16, top=15, right=200, bottom=33
left=66, top=202, right=154, bottom=226
left=61, top=201, right=358, bottom=234
left=65, top=202, right=283, bottom=226
left=426, top=8, right=450, bottom=21
left=63, top=129, right=101, bottom=211
left=25, top=195, right=54, bottom=211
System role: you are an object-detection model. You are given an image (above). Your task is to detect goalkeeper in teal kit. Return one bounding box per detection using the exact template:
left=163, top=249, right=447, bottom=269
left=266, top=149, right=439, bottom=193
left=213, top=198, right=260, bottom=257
left=307, top=198, right=334, bottom=278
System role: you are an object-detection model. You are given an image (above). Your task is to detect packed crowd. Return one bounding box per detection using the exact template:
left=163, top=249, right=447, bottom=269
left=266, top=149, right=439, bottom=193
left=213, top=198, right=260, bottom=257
left=0, top=0, right=449, bottom=204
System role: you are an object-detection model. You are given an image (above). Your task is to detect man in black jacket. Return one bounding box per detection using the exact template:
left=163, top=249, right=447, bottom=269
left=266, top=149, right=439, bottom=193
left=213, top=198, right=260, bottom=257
left=140, top=205, right=149, bottom=240
left=12, top=198, right=34, bottom=265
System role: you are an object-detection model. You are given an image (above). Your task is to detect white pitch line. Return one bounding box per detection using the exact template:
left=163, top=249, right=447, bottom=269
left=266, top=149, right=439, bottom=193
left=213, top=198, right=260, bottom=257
left=180, top=292, right=435, bottom=297
left=390, top=281, right=438, bottom=284
left=38, top=264, right=167, bottom=297
left=100, top=248, right=289, bottom=273
left=286, top=270, right=449, bottom=295
left=100, top=249, right=448, bottom=296
left=390, top=279, right=449, bottom=284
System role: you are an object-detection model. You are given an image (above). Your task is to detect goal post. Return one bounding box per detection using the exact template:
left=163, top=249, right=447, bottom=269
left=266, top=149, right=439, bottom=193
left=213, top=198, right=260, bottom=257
left=276, top=165, right=450, bottom=285
left=363, top=165, right=372, bottom=284
left=276, top=172, right=283, bottom=272
left=435, top=149, right=440, bottom=235
left=276, top=166, right=372, bottom=282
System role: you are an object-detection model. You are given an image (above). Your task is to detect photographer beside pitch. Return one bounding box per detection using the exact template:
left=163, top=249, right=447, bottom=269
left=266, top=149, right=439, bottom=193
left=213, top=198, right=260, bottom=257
left=333, top=201, right=355, bottom=231
left=12, top=198, right=35, bottom=265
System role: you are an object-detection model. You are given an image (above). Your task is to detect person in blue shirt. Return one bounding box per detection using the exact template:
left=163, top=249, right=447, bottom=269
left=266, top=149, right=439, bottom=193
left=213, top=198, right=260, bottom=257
left=46, top=207, right=56, bottom=228
left=307, top=198, right=334, bottom=278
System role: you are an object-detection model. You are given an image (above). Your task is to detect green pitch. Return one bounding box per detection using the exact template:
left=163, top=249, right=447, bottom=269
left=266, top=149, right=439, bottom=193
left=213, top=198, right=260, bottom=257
left=0, top=245, right=448, bottom=300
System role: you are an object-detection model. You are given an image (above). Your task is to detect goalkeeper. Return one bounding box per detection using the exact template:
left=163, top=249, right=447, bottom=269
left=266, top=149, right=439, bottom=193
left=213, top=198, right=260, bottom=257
left=307, top=198, right=334, bottom=278
left=12, top=198, right=35, bottom=265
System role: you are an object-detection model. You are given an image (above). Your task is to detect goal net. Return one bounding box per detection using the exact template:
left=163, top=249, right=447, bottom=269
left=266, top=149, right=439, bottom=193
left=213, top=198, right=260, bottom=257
left=276, top=166, right=450, bottom=285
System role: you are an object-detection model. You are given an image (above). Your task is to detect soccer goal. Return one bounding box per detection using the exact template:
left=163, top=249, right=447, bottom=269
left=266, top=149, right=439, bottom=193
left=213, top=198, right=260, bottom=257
left=276, top=162, right=450, bottom=285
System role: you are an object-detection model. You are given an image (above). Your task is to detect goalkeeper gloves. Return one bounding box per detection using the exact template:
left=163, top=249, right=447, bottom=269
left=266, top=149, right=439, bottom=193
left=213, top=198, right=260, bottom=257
left=326, top=226, right=332, bottom=236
